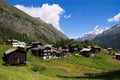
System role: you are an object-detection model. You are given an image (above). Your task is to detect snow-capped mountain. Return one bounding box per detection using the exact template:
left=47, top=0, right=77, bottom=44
left=94, top=24, right=120, bottom=49
left=77, top=26, right=109, bottom=41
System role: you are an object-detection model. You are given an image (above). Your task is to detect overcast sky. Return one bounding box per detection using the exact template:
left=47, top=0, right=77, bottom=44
left=5, top=0, right=120, bottom=38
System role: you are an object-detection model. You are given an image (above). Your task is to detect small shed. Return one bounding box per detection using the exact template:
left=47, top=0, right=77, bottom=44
left=91, top=46, right=101, bottom=53
left=2, top=47, right=27, bottom=65
left=80, top=48, right=95, bottom=57
left=115, top=53, right=120, bottom=60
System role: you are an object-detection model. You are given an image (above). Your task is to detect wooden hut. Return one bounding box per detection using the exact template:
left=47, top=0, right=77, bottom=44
left=31, top=46, right=52, bottom=60
left=27, top=42, right=43, bottom=51
left=62, top=46, right=69, bottom=57
left=30, top=42, right=43, bottom=48
left=115, top=53, right=120, bottom=60
left=2, top=47, right=27, bottom=65
left=43, top=46, right=52, bottom=59
left=91, top=46, right=101, bottom=53
left=68, top=44, right=81, bottom=53
left=80, top=48, right=95, bottom=57
left=62, top=46, right=68, bottom=50
left=54, top=50, right=63, bottom=58
left=107, top=48, right=114, bottom=55
left=51, top=49, right=63, bottom=58
left=5, top=39, right=13, bottom=45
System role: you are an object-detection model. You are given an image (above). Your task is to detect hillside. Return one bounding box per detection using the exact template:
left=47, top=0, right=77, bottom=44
left=94, top=24, right=120, bottom=49
left=0, top=45, right=120, bottom=80
left=0, top=0, right=68, bottom=44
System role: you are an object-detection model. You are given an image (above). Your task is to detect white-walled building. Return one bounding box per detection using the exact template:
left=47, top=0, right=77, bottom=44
left=12, top=40, right=26, bottom=48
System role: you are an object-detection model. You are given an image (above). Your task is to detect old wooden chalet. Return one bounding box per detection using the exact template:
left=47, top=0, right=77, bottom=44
left=52, top=49, right=63, bottom=58
left=30, top=42, right=43, bottom=48
left=68, top=44, right=81, bottom=53
left=31, top=45, right=52, bottom=60
left=115, top=53, right=120, bottom=60
left=52, top=47, right=68, bottom=58
left=27, top=42, right=43, bottom=51
left=62, top=46, right=69, bottom=52
left=62, top=46, right=69, bottom=56
left=107, top=48, right=115, bottom=55
left=91, top=46, right=101, bottom=53
left=80, top=48, right=95, bottom=57
left=2, top=47, right=27, bottom=65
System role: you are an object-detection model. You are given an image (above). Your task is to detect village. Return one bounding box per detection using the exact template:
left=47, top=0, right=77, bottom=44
left=2, top=39, right=120, bottom=65
left=1, top=0, right=120, bottom=79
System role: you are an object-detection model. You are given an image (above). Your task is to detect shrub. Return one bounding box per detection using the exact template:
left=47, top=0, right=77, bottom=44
left=31, top=64, right=46, bottom=72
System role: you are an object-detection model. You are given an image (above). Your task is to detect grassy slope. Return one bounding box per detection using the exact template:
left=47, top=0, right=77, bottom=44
left=68, top=53, right=120, bottom=71
left=0, top=45, right=120, bottom=80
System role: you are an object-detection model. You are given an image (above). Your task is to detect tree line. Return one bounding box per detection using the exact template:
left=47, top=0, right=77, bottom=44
left=53, top=39, right=100, bottom=48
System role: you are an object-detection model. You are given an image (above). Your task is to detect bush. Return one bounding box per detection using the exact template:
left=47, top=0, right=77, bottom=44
left=31, top=64, right=46, bottom=72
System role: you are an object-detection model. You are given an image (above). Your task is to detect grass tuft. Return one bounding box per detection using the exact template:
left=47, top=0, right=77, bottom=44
left=30, top=64, right=46, bottom=72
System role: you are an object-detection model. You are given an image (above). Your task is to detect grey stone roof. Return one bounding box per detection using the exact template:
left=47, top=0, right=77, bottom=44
left=4, top=47, right=26, bottom=55
left=4, top=48, right=18, bottom=55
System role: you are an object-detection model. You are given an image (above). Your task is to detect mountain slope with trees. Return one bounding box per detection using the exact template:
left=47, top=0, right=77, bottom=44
left=0, top=0, right=68, bottom=44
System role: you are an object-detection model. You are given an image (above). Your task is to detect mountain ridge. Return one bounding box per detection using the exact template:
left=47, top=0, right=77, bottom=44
left=94, top=24, right=120, bottom=49
left=0, top=0, right=68, bottom=44
left=77, top=26, right=109, bottom=41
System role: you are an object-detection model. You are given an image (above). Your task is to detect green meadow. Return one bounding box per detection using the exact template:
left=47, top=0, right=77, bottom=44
left=0, top=45, right=120, bottom=80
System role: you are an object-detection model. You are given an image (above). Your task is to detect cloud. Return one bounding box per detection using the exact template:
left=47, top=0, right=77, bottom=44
left=108, top=13, right=120, bottom=22
left=64, top=14, right=72, bottom=19
left=77, top=25, right=110, bottom=41
left=15, top=4, right=64, bottom=31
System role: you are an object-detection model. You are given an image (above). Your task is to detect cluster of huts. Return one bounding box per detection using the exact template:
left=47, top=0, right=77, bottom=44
left=2, top=39, right=120, bottom=65
left=68, top=44, right=101, bottom=57
left=27, top=42, right=69, bottom=59
left=28, top=43, right=102, bottom=59
left=2, top=41, right=69, bottom=65
left=106, top=47, right=120, bottom=60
